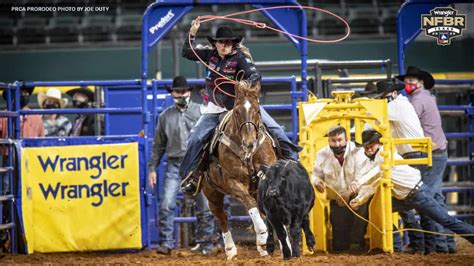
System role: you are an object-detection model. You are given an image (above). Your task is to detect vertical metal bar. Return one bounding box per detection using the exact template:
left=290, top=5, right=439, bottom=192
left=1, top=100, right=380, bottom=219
left=103, top=87, right=110, bottom=136
left=141, top=7, right=151, bottom=249
left=290, top=76, right=298, bottom=143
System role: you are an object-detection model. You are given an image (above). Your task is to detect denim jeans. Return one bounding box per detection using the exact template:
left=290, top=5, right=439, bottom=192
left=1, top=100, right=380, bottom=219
left=179, top=107, right=301, bottom=178
left=399, top=210, right=424, bottom=251
left=330, top=201, right=368, bottom=251
left=158, top=158, right=182, bottom=249
left=194, top=192, right=215, bottom=251
left=419, top=151, right=455, bottom=252
left=393, top=184, right=474, bottom=244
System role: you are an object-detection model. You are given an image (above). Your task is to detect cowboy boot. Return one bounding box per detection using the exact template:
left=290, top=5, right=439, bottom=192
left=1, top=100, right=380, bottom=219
left=180, top=170, right=202, bottom=196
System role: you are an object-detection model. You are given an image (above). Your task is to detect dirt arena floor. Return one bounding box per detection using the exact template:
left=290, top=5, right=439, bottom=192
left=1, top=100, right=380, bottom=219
left=2, top=238, right=473, bottom=265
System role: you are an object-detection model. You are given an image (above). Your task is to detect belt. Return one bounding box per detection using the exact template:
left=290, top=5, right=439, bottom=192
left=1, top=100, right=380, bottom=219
left=402, top=151, right=427, bottom=159
left=432, top=149, right=446, bottom=154
left=405, top=180, right=423, bottom=201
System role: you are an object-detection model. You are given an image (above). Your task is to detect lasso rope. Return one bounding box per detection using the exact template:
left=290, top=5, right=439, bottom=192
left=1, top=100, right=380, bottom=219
left=325, top=185, right=474, bottom=237
left=187, top=5, right=351, bottom=102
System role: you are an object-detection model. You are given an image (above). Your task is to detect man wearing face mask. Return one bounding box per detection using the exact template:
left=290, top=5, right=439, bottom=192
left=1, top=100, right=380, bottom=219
left=368, top=79, right=427, bottom=254
left=349, top=130, right=474, bottom=246
left=38, top=88, right=72, bottom=137
left=396, top=66, right=455, bottom=254
left=311, top=126, right=368, bottom=251
left=66, top=87, right=97, bottom=136
left=148, top=76, right=205, bottom=255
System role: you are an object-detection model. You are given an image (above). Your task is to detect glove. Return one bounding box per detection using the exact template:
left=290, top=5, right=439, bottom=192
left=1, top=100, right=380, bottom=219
left=189, top=19, right=200, bottom=36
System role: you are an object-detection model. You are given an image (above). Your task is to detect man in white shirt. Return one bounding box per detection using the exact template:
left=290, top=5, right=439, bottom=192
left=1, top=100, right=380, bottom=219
left=312, top=126, right=367, bottom=251
left=369, top=79, right=426, bottom=254
left=349, top=130, right=474, bottom=245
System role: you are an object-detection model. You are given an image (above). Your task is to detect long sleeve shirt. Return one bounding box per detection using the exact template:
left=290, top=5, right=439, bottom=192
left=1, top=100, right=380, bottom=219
left=311, top=142, right=362, bottom=200
left=388, top=95, right=425, bottom=155
left=354, top=147, right=422, bottom=205
left=408, top=89, right=447, bottom=151
left=147, top=101, right=201, bottom=171
left=0, top=107, right=45, bottom=155
left=182, top=37, right=261, bottom=110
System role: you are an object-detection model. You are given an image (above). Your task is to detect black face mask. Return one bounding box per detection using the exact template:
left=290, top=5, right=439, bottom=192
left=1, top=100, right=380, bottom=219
left=365, top=148, right=380, bottom=161
left=44, top=104, right=59, bottom=109
left=73, top=100, right=88, bottom=108
left=20, top=95, right=30, bottom=108
left=330, top=145, right=346, bottom=156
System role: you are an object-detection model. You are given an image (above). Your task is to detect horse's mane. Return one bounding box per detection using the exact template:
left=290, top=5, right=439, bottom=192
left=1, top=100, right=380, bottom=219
left=235, top=80, right=259, bottom=98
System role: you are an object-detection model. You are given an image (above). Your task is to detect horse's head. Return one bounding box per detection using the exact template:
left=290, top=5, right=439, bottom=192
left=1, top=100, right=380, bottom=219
left=233, top=80, right=263, bottom=159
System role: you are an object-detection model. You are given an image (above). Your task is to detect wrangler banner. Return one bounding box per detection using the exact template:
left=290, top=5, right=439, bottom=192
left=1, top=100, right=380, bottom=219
left=20, top=139, right=143, bottom=253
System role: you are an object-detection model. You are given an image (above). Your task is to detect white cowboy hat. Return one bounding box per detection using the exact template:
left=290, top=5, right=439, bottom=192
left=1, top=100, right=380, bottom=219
left=37, top=87, right=68, bottom=109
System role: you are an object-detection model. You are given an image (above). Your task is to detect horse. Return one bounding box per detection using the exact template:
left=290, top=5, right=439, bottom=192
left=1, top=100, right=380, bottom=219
left=202, top=80, right=277, bottom=260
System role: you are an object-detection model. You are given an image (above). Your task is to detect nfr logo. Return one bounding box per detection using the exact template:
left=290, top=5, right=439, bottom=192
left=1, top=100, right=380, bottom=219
left=421, top=7, right=466, bottom=46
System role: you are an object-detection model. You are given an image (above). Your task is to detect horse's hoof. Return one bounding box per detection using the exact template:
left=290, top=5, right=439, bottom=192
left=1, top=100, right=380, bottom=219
left=226, top=254, right=237, bottom=261
left=257, top=245, right=268, bottom=257
left=225, top=246, right=237, bottom=261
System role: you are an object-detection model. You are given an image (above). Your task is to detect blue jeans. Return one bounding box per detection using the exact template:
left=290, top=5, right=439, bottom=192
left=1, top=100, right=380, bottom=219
left=179, top=107, right=301, bottom=178
left=393, top=184, right=474, bottom=244
left=399, top=210, right=424, bottom=251
left=158, top=158, right=182, bottom=249
left=194, top=192, right=215, bottom=251
left=419, top=151, right=455, bottom=252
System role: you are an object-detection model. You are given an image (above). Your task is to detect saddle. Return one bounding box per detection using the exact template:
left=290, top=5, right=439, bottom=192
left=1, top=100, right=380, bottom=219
left=190, top=111, right=281, bottom=195
left=209, top=111, right=280, bottom=157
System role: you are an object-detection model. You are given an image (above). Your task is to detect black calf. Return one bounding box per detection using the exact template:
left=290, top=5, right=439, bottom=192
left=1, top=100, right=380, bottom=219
left=257, top=160, right=316, bottom=260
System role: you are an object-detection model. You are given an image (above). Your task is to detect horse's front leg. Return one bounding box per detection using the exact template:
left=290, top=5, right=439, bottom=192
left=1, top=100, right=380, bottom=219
left=226, top=178, right=269, bottom=257
left=202, top=182, right=237, bottom=260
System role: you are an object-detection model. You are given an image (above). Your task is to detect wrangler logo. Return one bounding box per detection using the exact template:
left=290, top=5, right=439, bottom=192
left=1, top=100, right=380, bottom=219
left=421, top=7, right=466, bottom=46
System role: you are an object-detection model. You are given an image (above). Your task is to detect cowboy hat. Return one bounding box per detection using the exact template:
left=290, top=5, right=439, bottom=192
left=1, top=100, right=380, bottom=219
left=66, top=87, right=94, bottom=101
left=357, top=129, right=382, bottom=147
left=167, top=76, right=192, bottom=92
left=371, top=80, right=405, bottom=98
left=37, top=87, right=68, bottom=108
left=2, top=85, right=35, bottom=100
left=206, top=26, right=243, bottom=44
left=396, top=66, right=435, bottom=90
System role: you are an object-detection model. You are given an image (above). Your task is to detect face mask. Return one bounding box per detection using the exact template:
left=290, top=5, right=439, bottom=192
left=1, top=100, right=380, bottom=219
left=201, top=95, right=209, bottom=104
left=330, top=145, right=346, bottom=156
left=174, top=96, right=189, bottom=107
left=386, top=95, right=394, bottom=102
left=44, top=103, right=59, bottom=109
left=20, top=95, right=30, bottom=108
left=365, top=148, right=380, bottom=161
left=405, top=83, right=417, bottom=94
left=73, top=100, right=88, bottom=108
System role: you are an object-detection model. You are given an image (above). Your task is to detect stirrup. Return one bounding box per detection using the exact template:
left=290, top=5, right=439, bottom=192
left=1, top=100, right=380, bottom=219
left=180, top=171, right=203, bottom=196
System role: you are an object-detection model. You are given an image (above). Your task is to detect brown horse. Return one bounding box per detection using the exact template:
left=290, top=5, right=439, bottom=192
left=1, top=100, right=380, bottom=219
left=202, top=81, right=277, bottom=260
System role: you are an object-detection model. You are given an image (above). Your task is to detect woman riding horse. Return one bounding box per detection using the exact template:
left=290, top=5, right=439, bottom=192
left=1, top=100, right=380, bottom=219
left=203, top=80, right=278, bottom=259
left=179, top=22, right=301, bottom=195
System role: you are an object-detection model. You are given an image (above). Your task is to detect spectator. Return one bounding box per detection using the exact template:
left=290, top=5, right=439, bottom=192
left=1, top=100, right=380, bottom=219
left=66, top=87, right=98, bottom=136
left=397, top=66, right=455, bottom=254
left=38, top=88, right=72, bottom=137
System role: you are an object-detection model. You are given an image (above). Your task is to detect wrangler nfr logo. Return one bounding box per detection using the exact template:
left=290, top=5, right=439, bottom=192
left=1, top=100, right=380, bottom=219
left=421, top=7, right=466, bottom=46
